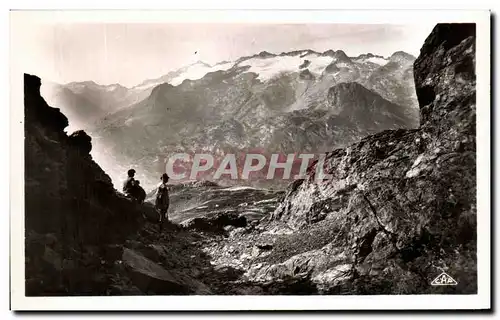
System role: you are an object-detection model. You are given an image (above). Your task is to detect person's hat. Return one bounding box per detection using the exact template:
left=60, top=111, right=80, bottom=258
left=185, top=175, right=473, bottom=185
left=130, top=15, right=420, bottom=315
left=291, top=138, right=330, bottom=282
left=127, top=169, right=136, bottom=176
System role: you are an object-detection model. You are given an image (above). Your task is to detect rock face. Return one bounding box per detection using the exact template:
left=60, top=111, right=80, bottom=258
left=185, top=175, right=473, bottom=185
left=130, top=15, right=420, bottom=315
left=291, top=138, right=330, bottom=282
left=251, top=23, right=477, bottom=294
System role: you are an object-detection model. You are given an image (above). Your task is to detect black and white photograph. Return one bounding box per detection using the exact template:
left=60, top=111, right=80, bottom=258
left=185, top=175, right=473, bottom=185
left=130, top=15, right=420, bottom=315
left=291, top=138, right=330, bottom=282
left=9, top=9, right=491, bottom=311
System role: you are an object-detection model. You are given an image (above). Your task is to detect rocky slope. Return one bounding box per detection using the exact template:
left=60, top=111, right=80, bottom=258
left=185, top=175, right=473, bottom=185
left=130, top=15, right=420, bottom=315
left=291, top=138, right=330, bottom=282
left=200, top=23, right=477, bottom=294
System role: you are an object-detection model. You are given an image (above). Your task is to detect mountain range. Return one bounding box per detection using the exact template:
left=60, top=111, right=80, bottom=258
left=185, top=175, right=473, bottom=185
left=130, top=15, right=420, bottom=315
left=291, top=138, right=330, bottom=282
left=41, top=49, right=420, bottom=189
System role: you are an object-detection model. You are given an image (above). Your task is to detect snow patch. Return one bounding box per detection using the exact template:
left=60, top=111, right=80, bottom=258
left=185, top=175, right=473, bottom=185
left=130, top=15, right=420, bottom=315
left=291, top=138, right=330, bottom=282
left=366, top=57, right=388, bottom=65
left=105, top=84, right=119, bottom=92
left=253, top=198, right=277, bottom=205
left=355, top=56, right=388, bottom=66
left=239, top=54, right=334, bottom=81
left=170, top=61, right=233, bottom=86
left=223, top=186, right=257, bottom=192
left=335, top=62, right=351, bottom=68
left=307, top=55, right=335, bottom=74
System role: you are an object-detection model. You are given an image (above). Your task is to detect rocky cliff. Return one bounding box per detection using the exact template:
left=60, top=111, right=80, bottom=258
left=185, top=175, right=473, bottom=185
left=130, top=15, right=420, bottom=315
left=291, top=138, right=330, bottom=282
left=200, top=23, right=477, bottom=295
left=261, top=23, right=476, bottom=293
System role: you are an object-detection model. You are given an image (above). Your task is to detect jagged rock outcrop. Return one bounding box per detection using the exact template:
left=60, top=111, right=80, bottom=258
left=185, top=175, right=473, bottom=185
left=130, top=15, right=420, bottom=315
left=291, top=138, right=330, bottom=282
left=256, top=23, right=477, bottom=294
left=299, top=59, right=311, bottom=69
left=68, top=130, right=92, bottom=154
left=25, top=74, right=146, bottom=246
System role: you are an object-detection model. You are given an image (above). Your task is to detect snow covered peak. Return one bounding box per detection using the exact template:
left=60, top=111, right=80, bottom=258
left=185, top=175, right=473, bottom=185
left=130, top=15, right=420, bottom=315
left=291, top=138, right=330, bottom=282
left=132, top=49, right=408, bottom=89
left=169, top=60, right=234, bottom=86
left=237, top=52, right=336, bottom=81
left=354, top=55, right=389, bottom=66
left=132, top=60, right=234, bottom=90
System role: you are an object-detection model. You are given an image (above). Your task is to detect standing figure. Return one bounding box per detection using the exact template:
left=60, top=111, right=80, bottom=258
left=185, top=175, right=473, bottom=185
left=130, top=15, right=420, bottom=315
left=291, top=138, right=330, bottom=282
left=155, top=173, right=170, bottom=232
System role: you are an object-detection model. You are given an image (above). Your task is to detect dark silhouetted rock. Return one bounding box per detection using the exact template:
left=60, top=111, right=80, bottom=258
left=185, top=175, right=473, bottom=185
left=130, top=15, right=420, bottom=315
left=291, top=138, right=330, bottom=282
left=299, top=69, right=315, bottom=80
left=299, top=59, right=311, bottom=69
left=68, top=130, right=92, bottom=154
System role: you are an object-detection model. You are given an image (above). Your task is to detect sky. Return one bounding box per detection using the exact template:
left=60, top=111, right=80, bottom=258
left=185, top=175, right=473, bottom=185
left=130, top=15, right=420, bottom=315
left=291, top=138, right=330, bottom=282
left=12, top=22, right=437, bottom=87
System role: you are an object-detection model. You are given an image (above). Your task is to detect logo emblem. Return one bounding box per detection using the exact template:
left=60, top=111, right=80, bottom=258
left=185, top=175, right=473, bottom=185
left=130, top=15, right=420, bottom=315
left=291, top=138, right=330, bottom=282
left=431, top=272, right=458, bottom=286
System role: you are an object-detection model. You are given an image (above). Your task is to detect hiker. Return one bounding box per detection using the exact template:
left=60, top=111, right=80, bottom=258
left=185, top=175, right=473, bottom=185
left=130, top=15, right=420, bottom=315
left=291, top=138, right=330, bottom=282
left=133, top=180, right=147, bottom=204
left=123, top=169, right=136, bottom=197
left=155, top=173, right=170, bottom=232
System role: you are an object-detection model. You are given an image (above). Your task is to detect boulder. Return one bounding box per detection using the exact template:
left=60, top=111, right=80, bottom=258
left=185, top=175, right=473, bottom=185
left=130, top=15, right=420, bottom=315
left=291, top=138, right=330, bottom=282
left=122, top=248, right=212, bottom=295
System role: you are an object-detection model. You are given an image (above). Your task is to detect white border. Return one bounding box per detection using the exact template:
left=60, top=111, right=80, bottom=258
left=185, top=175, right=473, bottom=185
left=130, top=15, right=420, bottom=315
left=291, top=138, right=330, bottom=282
left=9, top=9, right=491, bottom=311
